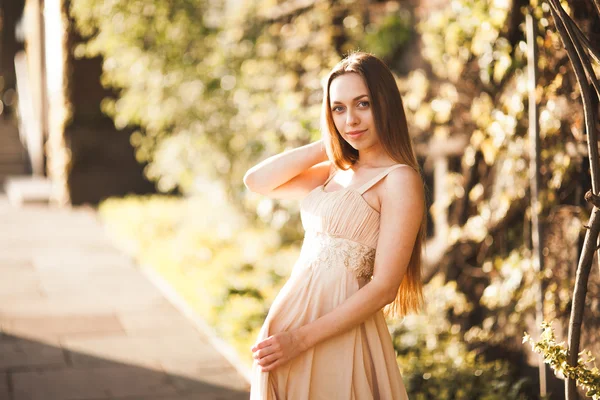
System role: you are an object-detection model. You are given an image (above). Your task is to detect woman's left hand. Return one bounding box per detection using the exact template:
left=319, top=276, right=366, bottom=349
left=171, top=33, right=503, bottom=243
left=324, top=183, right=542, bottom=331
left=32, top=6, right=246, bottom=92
left=251, top=330, right=307, bottom=372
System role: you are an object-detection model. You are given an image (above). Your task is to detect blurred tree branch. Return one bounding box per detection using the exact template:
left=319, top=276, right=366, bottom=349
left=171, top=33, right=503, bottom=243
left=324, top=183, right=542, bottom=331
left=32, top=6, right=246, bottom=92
left=547, top=0, right=600, bottom=398
left=260, top=0, right=318, bottom=23
left=526, top=8, right=547, bottom=395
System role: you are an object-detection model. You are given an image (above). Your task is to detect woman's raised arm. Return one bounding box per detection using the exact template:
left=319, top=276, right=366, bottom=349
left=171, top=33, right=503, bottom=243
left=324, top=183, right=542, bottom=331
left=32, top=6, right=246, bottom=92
left=243, top=139, right=332, bottom=200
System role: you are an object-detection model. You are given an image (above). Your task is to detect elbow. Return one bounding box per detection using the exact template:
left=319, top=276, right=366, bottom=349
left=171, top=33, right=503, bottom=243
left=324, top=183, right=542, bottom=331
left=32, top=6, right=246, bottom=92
left=380, top=282, right=399, bottom=306
left=244, top=170, right=275, bottom=195
left=243, top=171, right=261, bottom=193
left=383, top=290, right=397, bottom=307
left=243, top=172, right=253, bottom=190
left=370, top=279, right=398, bottom=307
left=372, top=280, right=398, bottom=307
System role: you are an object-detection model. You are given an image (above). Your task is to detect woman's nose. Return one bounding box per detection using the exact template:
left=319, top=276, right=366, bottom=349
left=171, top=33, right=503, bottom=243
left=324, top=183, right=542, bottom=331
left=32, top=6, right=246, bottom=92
left=346, top=110, right=359, bottom=126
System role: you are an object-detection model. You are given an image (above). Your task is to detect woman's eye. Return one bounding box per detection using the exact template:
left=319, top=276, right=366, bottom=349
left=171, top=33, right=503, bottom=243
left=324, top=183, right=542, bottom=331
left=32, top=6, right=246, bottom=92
left=332, top=106, right=344, bottom=112
left=358, top=101, right=370, bottom=107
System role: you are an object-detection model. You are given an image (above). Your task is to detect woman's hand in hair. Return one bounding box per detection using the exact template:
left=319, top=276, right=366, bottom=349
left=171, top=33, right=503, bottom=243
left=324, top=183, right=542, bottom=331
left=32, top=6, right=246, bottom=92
left=251, top=330, right=308, bottom=372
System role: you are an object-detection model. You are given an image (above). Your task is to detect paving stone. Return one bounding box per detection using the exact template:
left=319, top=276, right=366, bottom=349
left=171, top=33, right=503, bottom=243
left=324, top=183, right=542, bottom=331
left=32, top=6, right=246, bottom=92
left=0, top=338, right=66, bottom=370
left=0, top=258, right=34, bottom=270
left=150, top=333, right=234, bottom=364
left=0, top=266, right=37, bottom=281
left=0, top=330, right=63, bottom=347
left=94, top=366, right=179, bottom=398
left=160, top=359, right=250, bottom=392
left=39, top=275, right=160, bottom=298
left=64, top=332, right=229, bottom=370
left=149, top=386, right=250, bottom=400
left=0, top=292, right=170, bottom=316
left=0, top=244, right=121, bottom=262
left=0, top=293, right=57, bottom=317
left=64, top=335, right=164, bottom=369
left=0, top=270, right=42, bottom=297
left=33, top=252, right=134, bottom=272
left=0, top=261, right=39, bottom=297
left=0, top=372, right=10, bottom=399
left=116, top=309, right=199, bottom=335
left=2, top=315, right=125, bottom=342
left=0, top=331, right=62, bottom=349
left=12, top=365, right=178, bottom=400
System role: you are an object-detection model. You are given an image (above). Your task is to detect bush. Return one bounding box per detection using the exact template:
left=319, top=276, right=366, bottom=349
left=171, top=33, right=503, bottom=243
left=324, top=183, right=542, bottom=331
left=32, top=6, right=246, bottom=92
left=392, top=276, right=531, bottom=399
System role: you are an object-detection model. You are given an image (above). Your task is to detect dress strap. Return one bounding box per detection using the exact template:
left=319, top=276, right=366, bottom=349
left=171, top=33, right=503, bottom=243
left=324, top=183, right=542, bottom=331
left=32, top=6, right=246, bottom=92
left=356, top=164, right=410, bottom=194
left=322, top=168, right=338, bottom=188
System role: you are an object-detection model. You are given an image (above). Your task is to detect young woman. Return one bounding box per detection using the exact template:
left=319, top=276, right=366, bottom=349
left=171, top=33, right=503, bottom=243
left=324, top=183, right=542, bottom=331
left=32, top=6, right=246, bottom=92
left=243, top=52, right=427, bottom=399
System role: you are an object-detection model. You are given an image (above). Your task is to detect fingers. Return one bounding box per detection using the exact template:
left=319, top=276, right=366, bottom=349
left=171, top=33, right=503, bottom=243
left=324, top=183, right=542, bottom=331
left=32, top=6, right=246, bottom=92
left=256, top=352, right=279, bottom=367
left=252, top=346, right=274, bottom=360
left=261, top=358, right=283, bottom=372
left=251, top=335, right=275, bottom=352
left=253, top=347, right=282, bottom=372
left=250, top=342, right=264, bottom=352
left=251, top=333, right=290, bottom=372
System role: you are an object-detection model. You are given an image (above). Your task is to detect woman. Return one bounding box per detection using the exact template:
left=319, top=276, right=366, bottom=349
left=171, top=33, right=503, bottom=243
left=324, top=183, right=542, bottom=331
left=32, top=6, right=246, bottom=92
left=243, top=52, right=427, bottom=399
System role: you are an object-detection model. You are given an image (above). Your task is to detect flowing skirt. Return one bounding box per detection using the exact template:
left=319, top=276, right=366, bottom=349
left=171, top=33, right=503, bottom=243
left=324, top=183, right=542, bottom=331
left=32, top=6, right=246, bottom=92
left=250, top=256, right=408, bottom=400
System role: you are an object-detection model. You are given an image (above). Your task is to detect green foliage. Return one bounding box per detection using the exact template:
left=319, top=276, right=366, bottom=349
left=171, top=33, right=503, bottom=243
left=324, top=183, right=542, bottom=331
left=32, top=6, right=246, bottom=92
left=524, top=322, right=600, bottom=399
left=70, top=0, right=412, bottom=197
left=392, top=276, right=530, bottom=399
left=359, top=9, right=412, bottom=60
left=408, top=0, right=589, bottom=359
left=419, top=0, right=512, bottom=84
left=70, top=0, right=232, bottom=192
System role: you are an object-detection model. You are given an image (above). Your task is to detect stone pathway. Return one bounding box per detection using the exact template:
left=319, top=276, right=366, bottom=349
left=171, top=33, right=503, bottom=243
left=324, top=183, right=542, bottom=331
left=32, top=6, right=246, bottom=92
left=0, top=195, right=250, bottom=400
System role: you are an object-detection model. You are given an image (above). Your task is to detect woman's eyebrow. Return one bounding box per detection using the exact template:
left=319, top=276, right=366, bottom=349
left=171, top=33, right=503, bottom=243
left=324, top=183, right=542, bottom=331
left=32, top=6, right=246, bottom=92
left=331, top=94, right=369, bottom=104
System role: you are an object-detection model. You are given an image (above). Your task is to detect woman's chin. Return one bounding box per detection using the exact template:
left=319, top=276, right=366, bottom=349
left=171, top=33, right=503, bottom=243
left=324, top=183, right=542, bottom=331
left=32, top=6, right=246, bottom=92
left=345, top=140, right=367, bottom=150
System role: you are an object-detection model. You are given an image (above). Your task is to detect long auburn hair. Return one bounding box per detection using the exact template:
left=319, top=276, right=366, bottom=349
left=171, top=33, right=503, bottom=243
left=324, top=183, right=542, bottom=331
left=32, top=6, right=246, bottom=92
left=321, top=51, right=427, bottom=318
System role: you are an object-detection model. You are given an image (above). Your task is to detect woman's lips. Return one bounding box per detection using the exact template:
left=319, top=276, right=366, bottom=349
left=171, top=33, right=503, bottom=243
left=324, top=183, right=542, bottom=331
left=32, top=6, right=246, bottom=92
left=347, top=129, right=366, bottom=139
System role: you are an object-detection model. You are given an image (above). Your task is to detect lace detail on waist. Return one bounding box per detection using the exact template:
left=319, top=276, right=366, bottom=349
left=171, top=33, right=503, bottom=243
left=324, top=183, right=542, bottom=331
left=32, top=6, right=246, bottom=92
left=298, top=231, right=375, bottom=278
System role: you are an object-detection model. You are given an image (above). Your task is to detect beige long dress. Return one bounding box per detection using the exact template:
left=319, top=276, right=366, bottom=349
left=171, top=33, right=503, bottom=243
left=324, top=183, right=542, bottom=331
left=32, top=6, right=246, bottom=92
left=250, top=164, right=409, bottom=400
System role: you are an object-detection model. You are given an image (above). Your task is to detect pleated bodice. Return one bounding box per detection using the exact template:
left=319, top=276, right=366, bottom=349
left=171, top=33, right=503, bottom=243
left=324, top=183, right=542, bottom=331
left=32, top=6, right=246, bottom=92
left=300, top=164, right=408, bottom=248
left=300, top=186, right=382, bottom=249
left=297, top=164, right=409, bottom=278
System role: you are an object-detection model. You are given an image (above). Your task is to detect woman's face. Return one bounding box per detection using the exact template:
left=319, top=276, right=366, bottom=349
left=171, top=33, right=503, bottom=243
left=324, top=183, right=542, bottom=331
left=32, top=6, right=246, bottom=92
left=329, top=72, right=378, bottom=150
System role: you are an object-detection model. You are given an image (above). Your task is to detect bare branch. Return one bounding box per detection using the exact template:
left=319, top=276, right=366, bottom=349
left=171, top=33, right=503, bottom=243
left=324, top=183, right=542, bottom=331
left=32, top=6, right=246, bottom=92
left=571, top=18, right=600, bottom=64
left=585, top=189, right=600, bottom=208
left=548, top=0, right=599, bottom=197
left=526, top=9, right=547, bottom=394
left=555, top=6, right=600, bottom=97
left=547, top=1, right=600, bottom=398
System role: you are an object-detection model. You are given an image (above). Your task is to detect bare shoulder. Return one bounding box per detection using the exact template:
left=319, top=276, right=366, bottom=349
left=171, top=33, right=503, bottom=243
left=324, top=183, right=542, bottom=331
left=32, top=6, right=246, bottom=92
left=381, top=165, right=425, bottom=209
